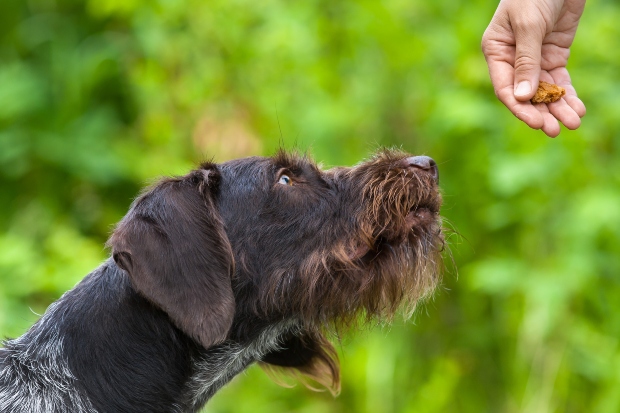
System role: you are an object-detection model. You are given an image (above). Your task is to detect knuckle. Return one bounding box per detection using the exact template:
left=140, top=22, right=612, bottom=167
left=513, top=18, right=540, bottom=33
left=481, top=39, right=488, bottom=54
left=510, top=8, right=546, bottom=33
left=511, top=11, right=547, bottom=39
left=514, top=56, right=539, bottom=73
left=480, top=33, right=494, bottom=53
left=495, top=86, right=513, bottom=102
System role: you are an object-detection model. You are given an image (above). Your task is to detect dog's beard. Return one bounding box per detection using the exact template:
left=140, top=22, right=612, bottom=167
left=252, top=149, right=444, bottom=396
left=339, top=158, right=443, bottom=324
left=257, top=151, right=443, bottom=331
left=356, top=154, right=443, bottom=320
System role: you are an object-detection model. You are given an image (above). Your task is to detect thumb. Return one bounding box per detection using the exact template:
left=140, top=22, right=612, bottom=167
left=513, top=22, right=544, bottom=101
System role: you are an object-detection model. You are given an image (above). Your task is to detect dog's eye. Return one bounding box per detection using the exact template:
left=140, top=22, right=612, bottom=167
left=278, top=175, right=293, bottom=186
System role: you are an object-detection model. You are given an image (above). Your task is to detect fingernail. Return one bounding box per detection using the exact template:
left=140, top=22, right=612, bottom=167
left=515, top=81, right=532, bottom=97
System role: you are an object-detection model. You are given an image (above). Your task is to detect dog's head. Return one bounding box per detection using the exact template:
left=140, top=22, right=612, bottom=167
left=108, top=149, right=443, bottom=392
left=216, top=149, right=443, bottom=327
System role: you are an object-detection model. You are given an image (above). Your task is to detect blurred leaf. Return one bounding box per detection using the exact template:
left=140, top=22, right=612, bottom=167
left=1, top=0, right=619, bottom=411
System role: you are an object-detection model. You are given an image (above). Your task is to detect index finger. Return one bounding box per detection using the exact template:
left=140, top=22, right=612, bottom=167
left=487, top=55, right=544, bottom=129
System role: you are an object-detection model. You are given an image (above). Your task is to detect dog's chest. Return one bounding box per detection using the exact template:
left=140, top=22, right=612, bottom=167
left=184, top=320, right=298, bottom=412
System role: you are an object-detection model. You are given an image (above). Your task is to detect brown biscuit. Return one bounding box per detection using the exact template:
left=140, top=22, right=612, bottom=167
left=531, top=81, right=566, bottom=104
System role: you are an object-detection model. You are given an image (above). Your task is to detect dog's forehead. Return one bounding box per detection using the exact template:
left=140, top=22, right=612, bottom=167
left=218, top=152, right=322, bottom=181
left=219, top=156, right=270, bottom=176
left=214, top=153, right=336, bottom=228
left=270, top=150, right=321, bottom=173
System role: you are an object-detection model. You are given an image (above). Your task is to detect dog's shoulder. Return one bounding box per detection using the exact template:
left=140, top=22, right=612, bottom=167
left=0, top=260, right=200, bottom=413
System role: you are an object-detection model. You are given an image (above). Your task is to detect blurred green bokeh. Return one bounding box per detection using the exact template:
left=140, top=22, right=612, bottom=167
left=1, top=0, right=619, bottom=412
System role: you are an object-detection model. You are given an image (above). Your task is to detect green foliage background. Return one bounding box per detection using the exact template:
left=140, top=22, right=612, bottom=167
left=1, top=0, right=618, bottom=411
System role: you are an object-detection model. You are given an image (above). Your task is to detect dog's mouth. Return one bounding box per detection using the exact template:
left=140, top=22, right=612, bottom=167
left=391, top=198, right=441, bottom=242
left=405, top=201, right=440, bottom=228
left=276, top=151, right=444, bottom=329
left=349, top=195, right=441, bottom=262
left=344, top=153, right=443, bottom=262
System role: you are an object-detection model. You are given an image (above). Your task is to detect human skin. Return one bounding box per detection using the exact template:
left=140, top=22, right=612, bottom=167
left=482, top=0, right=587, bottom=137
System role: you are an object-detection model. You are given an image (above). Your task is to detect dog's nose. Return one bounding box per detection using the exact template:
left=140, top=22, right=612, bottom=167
left=405, top=156, right=439, bottom=183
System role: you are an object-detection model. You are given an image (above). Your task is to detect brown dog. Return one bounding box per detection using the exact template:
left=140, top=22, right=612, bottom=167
left=0, top=149, right=443, bottom=413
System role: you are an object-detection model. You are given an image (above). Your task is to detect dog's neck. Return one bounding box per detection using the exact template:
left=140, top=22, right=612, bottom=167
left=0, top=259, right=296, bottom=413
left=184, top=318, right=299, bottom=410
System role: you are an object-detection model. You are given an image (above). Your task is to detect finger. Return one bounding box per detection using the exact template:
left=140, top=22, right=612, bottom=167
left=488, top=57, right=545, bottom=129
left=534, top=103, right=561, bottom=137
left=482, top=37, right=516, bottom=100
left=536, top=69, right=583, bottom=130
left=510, top=13, right=545, bottom=101
left=497, top=85, right=545, bottom=129
left=542, top=114, right=561, bottom=137
left=547, top=99, right=581, bottom=130
left=564, top=95, right=586, bottom=118
left=548, top=67, right=586, bottom=118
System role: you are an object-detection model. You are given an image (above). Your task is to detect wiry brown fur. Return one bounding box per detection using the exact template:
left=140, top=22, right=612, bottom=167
left=223, top=149, right=443, bottom=393
left=109, top=148, right=443, bottom=398
left=254, top=151, right=441, bottom=320
left=0, top=148, right=444, bottom=413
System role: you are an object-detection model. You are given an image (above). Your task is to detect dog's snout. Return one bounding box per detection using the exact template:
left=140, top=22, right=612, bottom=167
left=403, top=156, right=439, bottom=183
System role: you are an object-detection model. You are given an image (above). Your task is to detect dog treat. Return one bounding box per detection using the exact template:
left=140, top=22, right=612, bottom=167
left=531, top=81, right=566, bottom=104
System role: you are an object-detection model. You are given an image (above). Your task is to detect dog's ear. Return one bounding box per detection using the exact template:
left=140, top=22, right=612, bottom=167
left=107, top=166, right=235, bottom=349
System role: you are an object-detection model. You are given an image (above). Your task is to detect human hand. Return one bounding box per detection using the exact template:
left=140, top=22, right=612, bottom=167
left=482, top=0, right=586, bottom=137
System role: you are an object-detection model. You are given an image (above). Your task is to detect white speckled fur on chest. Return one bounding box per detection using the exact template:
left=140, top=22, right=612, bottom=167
left=185, top=319, right=299, bottom=411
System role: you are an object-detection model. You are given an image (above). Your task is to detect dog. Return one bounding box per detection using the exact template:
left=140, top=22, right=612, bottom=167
left=0, top=149, right=443, bottom=413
